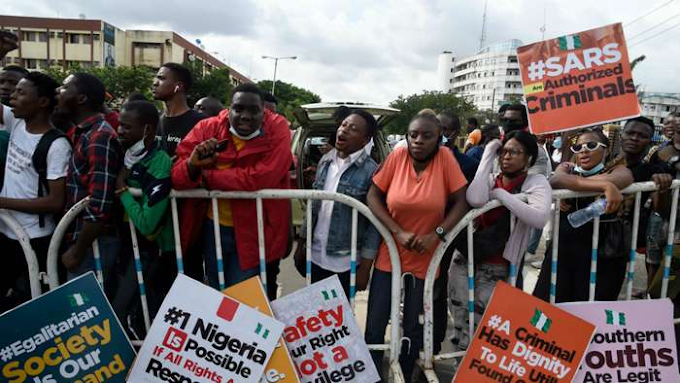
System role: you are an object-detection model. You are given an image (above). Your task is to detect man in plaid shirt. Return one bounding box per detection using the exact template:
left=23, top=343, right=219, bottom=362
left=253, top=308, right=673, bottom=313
left=56, top=73, right=122, bottom=295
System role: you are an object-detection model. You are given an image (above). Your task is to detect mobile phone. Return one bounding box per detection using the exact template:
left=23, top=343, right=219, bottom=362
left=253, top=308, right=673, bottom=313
left=198, top=139, right=229, bottom=160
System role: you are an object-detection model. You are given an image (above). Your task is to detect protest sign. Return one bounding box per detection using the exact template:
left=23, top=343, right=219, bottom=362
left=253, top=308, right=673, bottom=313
left=128, top=274, right=284, bottom=383
left=224, top=277, right=299, bottom=383
left=453, top=281, right=595, bottom=383
left=270, top=276, right=379, bottom=383
left=0, top=272, right=135, bottom=383
left=517, top=23, right=640, bottom=134
left=560, top=299, right=680, bottom=383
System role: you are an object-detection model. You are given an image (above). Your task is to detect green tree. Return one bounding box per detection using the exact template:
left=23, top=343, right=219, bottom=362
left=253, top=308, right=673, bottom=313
left=385, top=90, right=476, bottom=135
left=44, top=65, right=155, bottom=107
left=183, top=61, right=234, bottom=107
left=257, top=80, right=321, bottom=122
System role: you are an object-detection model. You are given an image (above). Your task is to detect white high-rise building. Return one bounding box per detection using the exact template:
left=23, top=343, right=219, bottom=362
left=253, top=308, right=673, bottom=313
left=438, top=39, right=524, bottom=111
left=638, top=92, right=680, bottom=127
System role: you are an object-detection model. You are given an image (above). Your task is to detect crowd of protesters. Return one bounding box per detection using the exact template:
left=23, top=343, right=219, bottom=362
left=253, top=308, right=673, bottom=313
left=2, top=29, right=680, bottom=382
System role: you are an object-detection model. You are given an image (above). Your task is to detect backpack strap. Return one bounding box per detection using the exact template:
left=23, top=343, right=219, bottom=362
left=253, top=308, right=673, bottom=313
left=32, top=129, right=70, bottom=227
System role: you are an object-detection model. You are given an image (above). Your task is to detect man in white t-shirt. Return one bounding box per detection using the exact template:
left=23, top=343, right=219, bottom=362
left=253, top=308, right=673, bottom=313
left=0, top=72, right=71, bottom=312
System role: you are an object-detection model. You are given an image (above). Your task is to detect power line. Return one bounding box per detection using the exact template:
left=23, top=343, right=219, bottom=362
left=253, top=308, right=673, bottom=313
left=624, top=0, right=675, bottom=26
left=629, top=20, right=680, bottom=47
left=628, top=11, right=680, bottom=40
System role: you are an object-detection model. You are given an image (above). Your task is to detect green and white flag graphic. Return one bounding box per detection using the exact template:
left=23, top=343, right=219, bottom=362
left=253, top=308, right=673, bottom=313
left=605, top=310, right=626, bottom=326
left=67, top=293, right=88, bottom=307
left=530, top=309, right=552, bottom=333
left=558, top=34, right=583, bottom=50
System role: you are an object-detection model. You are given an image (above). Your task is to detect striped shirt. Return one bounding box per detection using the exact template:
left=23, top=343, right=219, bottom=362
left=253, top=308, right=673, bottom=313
left=66, top=114, right=122, bottom=237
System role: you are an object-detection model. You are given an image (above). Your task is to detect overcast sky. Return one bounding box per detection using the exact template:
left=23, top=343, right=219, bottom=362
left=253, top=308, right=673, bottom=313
left=3, top=0, right=679, bottom=104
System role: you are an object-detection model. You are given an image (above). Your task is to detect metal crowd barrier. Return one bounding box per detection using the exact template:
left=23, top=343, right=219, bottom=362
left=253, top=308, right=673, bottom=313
left=0, top=210, right=42, bottom=299
left=45, top=189, right=406, bottom=382
left=418, top=180, right=680, bottom=382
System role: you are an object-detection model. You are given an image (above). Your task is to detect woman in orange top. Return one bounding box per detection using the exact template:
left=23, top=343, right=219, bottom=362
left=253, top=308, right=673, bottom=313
left=365, top=113, right=469, bottom=381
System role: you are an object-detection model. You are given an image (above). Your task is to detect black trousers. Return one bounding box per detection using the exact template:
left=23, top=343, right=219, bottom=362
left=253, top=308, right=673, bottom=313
left=0, top=233, right=51, bottom=313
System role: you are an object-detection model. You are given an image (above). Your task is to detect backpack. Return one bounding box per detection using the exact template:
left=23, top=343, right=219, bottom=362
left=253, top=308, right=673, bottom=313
left=32, top=129, right=71, bottom=227
left=0, top=130, right=10, bottom=192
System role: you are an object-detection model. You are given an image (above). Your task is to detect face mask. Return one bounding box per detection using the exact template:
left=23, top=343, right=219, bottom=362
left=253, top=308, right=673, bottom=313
left=229, top=125, right=261, bottom=140
left=574, top=162, right=605, bottom=176
left=124, top=139, right=147, bottom=169
left=553, top=137, right=562, bottom=149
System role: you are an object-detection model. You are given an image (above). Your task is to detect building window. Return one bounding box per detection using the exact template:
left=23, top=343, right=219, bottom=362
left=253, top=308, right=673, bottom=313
left=68, top=34, right=80, bottom=44
left=23, top=59, right=37, bottom=69
left=22, top=31, right=37, bottom=42
left=83, top=34, right=92, bottom=44
left=93, top=34, right=100, bottom=41
left=57, top=32, right=63, bottom=38
left=37, top=32, right=48, bottom=42
left=38, top=60, right=49, bottom=68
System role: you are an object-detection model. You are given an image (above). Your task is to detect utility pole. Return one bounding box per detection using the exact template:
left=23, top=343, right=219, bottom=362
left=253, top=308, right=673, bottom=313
left=261, top=55, right=297, bottom=96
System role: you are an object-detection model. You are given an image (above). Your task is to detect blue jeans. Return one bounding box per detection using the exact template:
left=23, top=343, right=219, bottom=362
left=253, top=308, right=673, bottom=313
left=67, top=235, right=120, bottom=298
left=365, top=269, right=423, bottom=382
left=526, top=227, right=543, bottom=255
left=203, top=220, right=259, bottom=290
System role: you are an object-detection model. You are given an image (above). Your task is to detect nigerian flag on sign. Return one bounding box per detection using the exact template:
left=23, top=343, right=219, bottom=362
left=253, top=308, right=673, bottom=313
left=530, top=309, right=552, bottom=333
left=67, top=293, right=88, bottom=307
left=605, top=309, right=626, bottom=326
left=558, top=34, right=582, bottom=50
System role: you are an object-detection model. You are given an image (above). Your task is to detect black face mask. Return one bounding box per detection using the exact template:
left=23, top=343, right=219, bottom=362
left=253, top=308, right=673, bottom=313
left=503, top=121, right=526, bottom=133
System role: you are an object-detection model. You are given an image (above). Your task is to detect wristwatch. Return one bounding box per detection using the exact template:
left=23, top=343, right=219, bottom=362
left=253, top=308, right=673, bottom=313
left=435, top=226, right=447, bottom=242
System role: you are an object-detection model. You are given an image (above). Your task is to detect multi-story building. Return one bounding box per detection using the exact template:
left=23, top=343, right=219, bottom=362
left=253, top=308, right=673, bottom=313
left=438, top=39, right=524, bottom=111
left=0, top=15, right=250, bottom=85
left=638, top=92, right=680, bottom=126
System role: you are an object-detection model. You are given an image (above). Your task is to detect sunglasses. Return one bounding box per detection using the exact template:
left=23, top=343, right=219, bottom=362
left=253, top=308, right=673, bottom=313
left=570, top=141, right=607, bottom=153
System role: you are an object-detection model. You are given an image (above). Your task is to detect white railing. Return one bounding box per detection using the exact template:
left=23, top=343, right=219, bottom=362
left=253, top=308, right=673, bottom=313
left=418, top=180, right=680, bottom=382
left=45, top=189, right=406, bottom=382
left=0, top=210, right=42, bottom=298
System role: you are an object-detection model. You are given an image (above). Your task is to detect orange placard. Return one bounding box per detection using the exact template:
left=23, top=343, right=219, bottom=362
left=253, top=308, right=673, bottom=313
left=517, top=23, right=640, bottom=135
left=453, top=282, right=595, bottom=383
left=224, top=277, right=300, bottom=383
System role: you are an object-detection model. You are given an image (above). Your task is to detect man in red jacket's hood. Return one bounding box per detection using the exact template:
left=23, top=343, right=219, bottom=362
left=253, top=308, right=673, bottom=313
left=171, top=83, right=292, bottom=292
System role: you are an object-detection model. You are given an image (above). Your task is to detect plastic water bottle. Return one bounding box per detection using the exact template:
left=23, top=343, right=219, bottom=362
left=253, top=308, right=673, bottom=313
left=567, top=199, right=607, bottom=228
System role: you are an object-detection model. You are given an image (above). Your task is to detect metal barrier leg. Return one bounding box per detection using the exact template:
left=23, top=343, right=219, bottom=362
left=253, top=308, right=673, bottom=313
left=550, top=201, right=560, bottom=304
left=625, top=192, right=642, bottom=300
left=305, top=198, right=312, bottom=286
left=92, top=239, right=104, bottom=285
left=128, top=220, right=151, bottom=330
left=0, top=211, right=41, bottom=299
left=466, top=223, right=475, bottom=345
left=256, top=198, right=268, bottom=293
left=661, top=188, right=679, bottom=298
left=588, top=217, right=601, bottom=301
left=350, top=208, right=358, bottom=307
left=170, top=197, right=185, bottom=274
left=211, top=198, right=226, bottom=291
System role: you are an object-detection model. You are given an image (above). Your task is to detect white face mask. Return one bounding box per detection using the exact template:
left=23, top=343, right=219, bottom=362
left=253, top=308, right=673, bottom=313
left=124, top=129, right=148, bottom=169
left=229, top=125, right=261, bottom=141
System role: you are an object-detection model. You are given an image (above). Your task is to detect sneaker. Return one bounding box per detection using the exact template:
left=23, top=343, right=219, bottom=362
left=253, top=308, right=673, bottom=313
left=531, top=260, right=543, bottom=269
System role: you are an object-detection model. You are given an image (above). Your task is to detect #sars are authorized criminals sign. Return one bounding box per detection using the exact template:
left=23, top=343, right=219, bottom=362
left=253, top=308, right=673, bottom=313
left=128, top=274, right=284, bottom=383
left=517, top=23, right=640, bottom=134
left=0, top=272, right=135, bottom=383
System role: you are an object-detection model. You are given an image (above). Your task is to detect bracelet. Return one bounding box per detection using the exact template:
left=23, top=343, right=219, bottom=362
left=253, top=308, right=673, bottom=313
left=115, top=186, right=129, bottom=195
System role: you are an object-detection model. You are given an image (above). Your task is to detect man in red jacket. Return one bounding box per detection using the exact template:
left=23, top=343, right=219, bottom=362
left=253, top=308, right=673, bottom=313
left=171, top=83, right=292, bottom=292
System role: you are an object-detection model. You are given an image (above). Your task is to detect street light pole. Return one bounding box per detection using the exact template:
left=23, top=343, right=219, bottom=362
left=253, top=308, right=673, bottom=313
left=261, top=55, right=297, bottom=96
